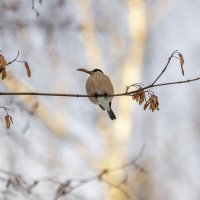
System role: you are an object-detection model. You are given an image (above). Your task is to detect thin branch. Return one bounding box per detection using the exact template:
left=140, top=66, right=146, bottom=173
left=32, top=0, right=40, bottom=17
left=0, top=106, right=9, bottom=114
left=151, top=50, right=178, bottom=85
left=107, top=144, right=145, bottom=173
left=0, top=76, right=199, bottom=98
left=0, top=92, right=92, bottom=97
left=63, top=175, right=100, bottom=197
left=147, top=77, right=200, bottom=89
left=126, top=76, right=200, bottom=96
left=6, top=50, right=20, bottom=66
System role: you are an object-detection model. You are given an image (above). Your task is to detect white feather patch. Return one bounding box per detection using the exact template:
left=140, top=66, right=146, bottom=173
left=97, top=97, right=111, bottom=111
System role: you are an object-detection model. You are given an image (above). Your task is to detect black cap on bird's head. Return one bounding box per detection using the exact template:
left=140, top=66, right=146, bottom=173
left=91, top=69, right=103, bottom=73
left=77, top=68, right=103, bottom=75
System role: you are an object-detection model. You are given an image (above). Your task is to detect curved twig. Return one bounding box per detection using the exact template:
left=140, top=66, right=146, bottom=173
left=6, top=50, right=20, bottom=66
left=151, top=50, right=178, bottom=85
left=32, top=0, right=40, bottom=17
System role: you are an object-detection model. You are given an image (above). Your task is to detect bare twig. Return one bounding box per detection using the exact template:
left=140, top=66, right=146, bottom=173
left=6, top=50, right=20, bottom=66
left=0, top=106, right=9, bottom=114
left=126, top=77, right=200, bottom=96
left=32, top=0, right=40, bottom=17
left=151, top=50, right=178, bottom=85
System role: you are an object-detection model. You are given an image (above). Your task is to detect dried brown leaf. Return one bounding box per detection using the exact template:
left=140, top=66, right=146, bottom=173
left=24, top=62, right=31, bottom=77
left=135, top=95, right=140, bottom=102
left=132, top=94, right=136, bottom=100
left=1, top=69, right=6, bottom=80
left=151, top=95, right=158, bottom=105
left=139, top=92, right=145, bottom=105
left=150, top=102, right=156, bottom=111
left=144, top=99, right=152, bottom=110
left=0, top=54, right=7, bottom=68
left=178, top=53, right=185, bottom=76
left=5, top=115, right=11, bottom=129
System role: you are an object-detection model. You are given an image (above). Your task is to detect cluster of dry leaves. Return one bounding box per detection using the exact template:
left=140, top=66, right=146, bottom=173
left=132, top=88, right=159, bottom=112
left=0, top=53, right=31, bottom=80
left=0, top=51, right=31, bottom=129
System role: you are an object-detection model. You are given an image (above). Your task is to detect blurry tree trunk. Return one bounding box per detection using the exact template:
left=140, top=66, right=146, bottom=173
left=63, top=0, right=147, bottom=199
left=73, top=0, right=104, bottom=67
left=99, top=1, right=148, bottom=200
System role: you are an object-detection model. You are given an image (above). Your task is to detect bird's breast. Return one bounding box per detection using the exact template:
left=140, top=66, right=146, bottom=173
left=86, top=72, right=114, bottom=104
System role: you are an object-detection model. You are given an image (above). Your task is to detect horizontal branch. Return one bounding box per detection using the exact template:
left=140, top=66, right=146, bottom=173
left=131, top=77, right=200, bottom=94
left=0, top=92, right=91, bottom=97
left=149, top=77, right=200, bottom=88
left=0, top=77, right=199, bottom=98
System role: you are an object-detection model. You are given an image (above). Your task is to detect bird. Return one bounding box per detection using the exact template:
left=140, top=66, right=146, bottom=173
left=77, top=68, right=116, bottom=120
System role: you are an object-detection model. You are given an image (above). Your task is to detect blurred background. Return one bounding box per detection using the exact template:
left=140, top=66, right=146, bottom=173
left=0, top=0, right=200, bottom=199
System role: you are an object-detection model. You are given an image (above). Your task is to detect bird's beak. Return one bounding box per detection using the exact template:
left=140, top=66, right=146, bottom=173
left=77, top=68, right=92, bottom=74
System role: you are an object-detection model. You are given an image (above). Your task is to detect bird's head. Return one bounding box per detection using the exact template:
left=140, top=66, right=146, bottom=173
left=77, top=68, right=103, bottom=75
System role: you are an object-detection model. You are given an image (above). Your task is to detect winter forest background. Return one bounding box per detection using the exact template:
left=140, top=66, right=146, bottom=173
left=0, top=0, right=200, bottom=200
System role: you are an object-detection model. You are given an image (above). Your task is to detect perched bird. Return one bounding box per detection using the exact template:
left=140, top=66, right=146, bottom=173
left=77, top=68, right=116, bottom=120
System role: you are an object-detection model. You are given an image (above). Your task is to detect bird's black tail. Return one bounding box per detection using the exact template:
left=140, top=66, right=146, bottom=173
left=107, top=109, right=116, bottom=120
